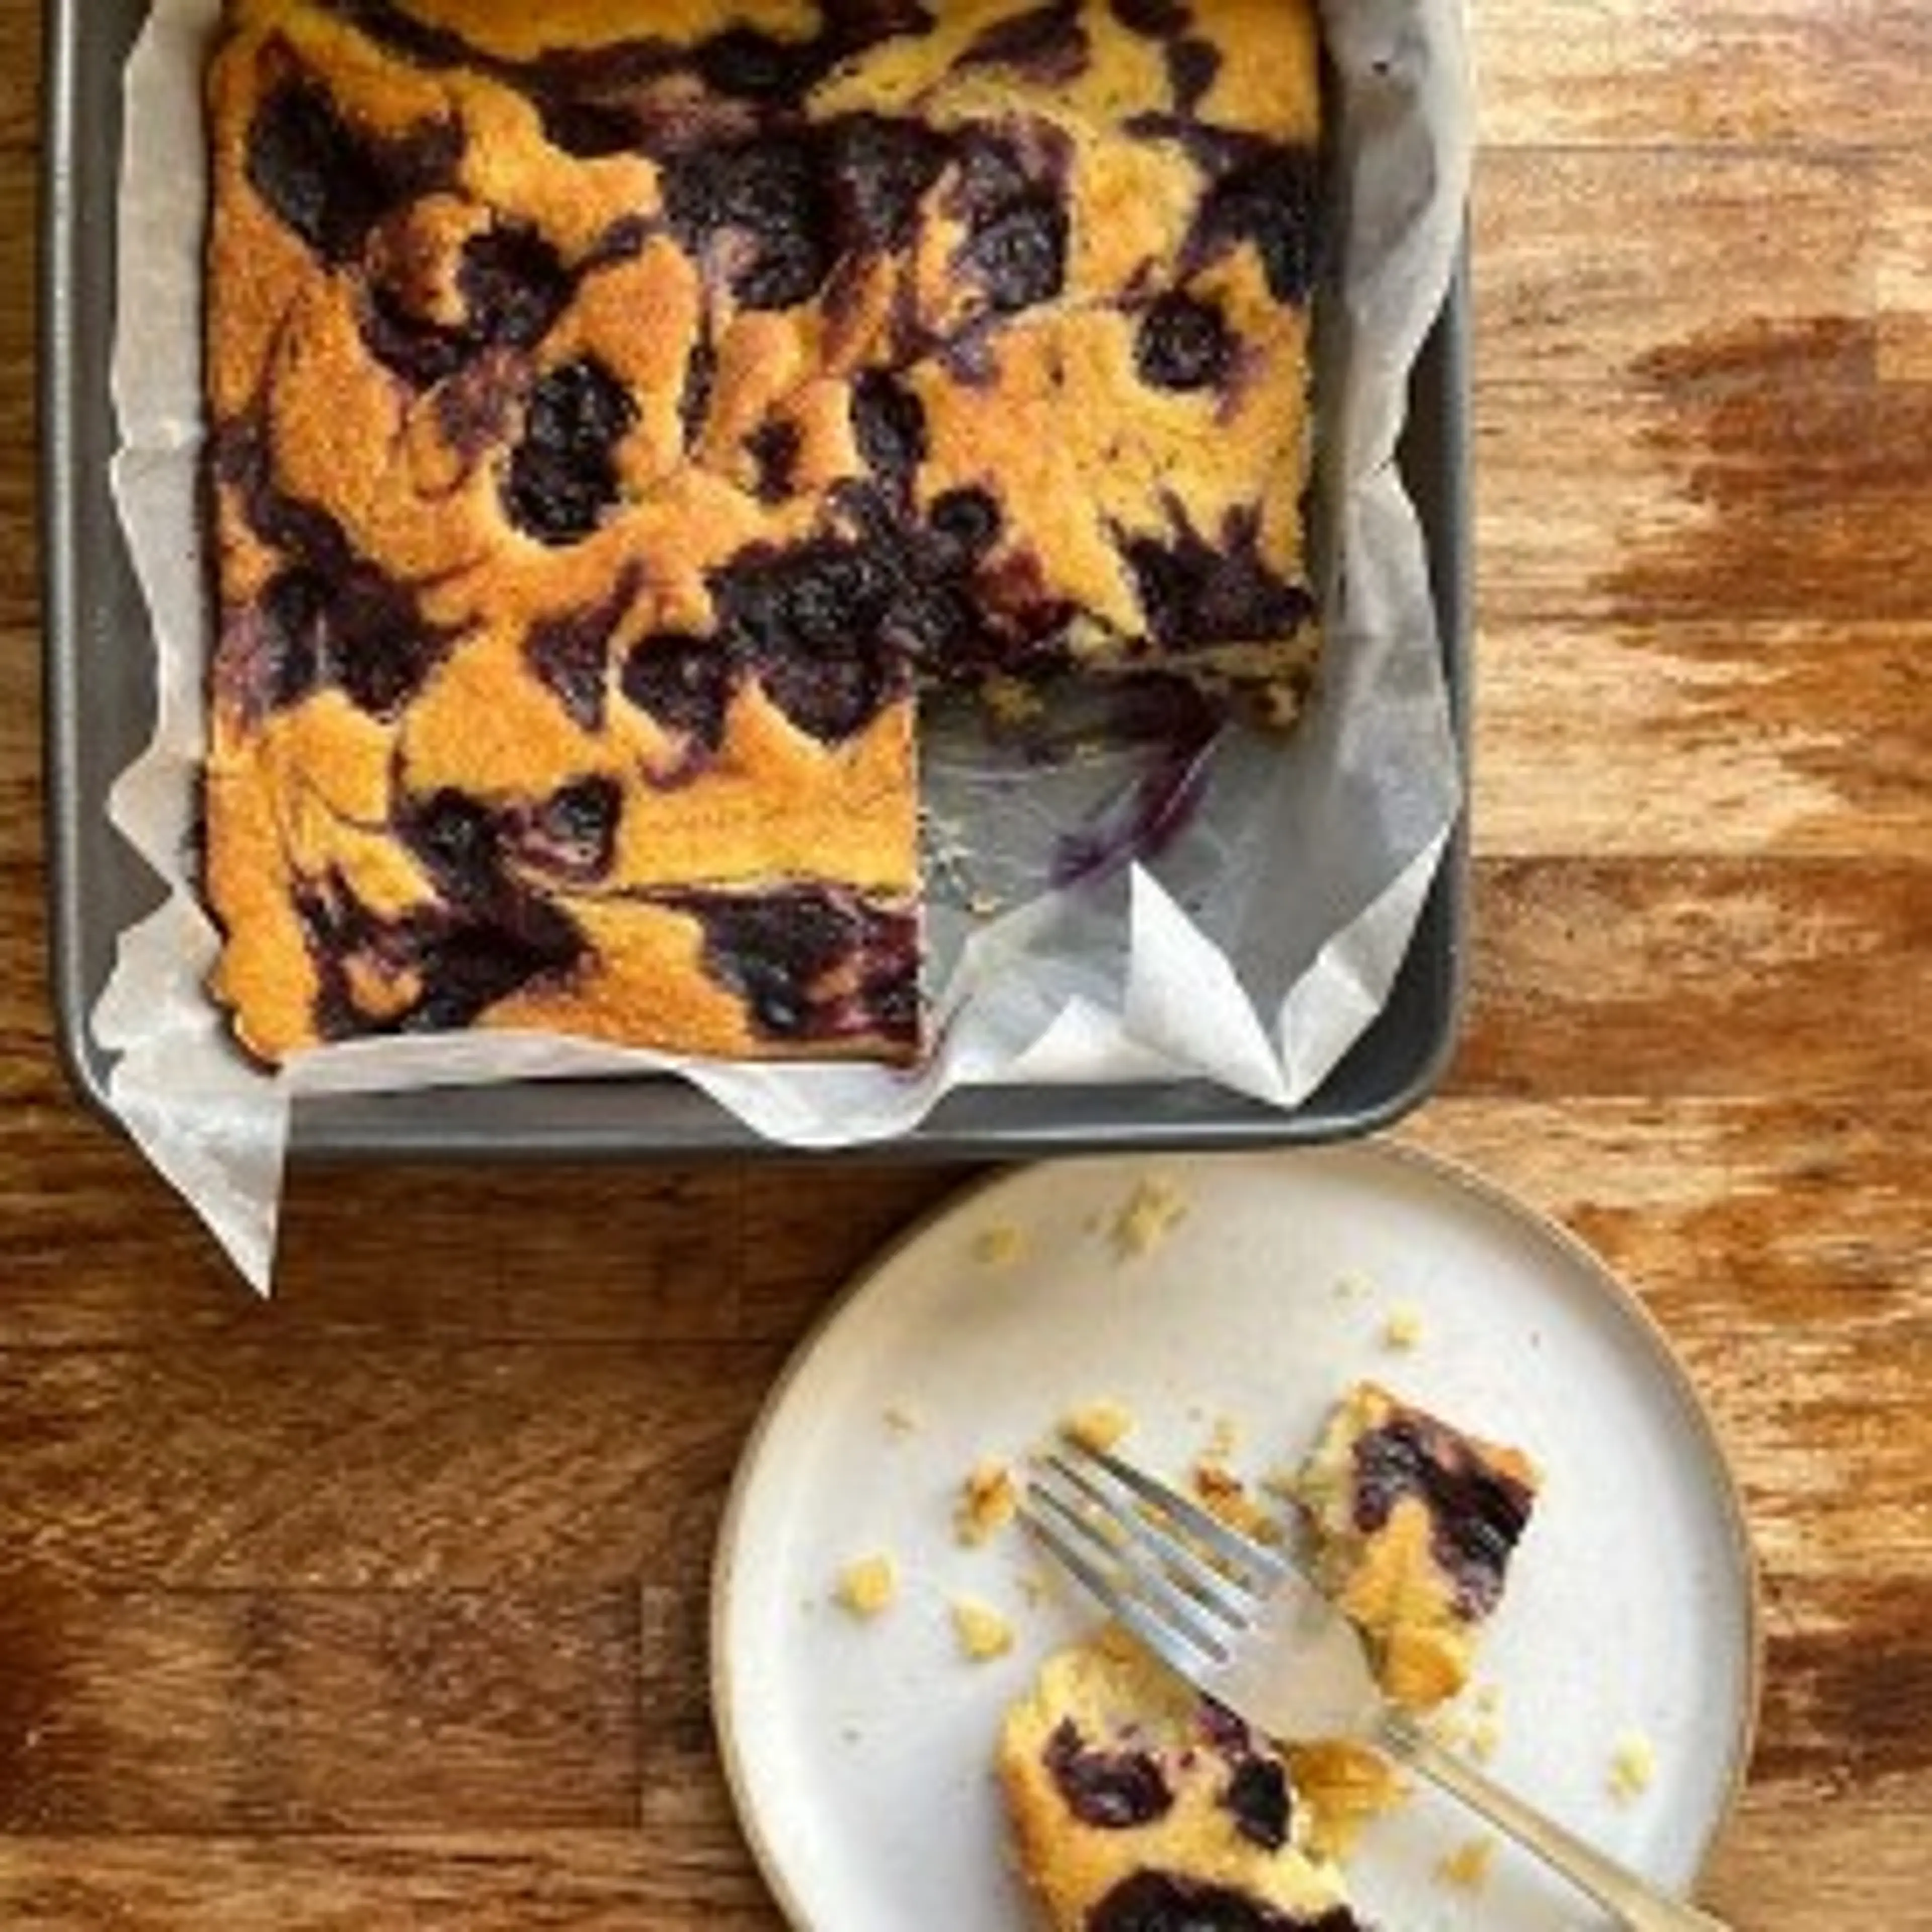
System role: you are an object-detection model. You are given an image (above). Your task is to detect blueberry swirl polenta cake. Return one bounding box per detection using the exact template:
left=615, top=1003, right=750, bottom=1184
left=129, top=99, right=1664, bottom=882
left=201, top=0, right=1325, bottom=1063
left=1296, top=1383, right=1541, bottom=1710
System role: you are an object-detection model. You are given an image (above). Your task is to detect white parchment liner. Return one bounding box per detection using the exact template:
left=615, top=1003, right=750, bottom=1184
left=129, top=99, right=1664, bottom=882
left=97, top=0, right=1471, bottom=1290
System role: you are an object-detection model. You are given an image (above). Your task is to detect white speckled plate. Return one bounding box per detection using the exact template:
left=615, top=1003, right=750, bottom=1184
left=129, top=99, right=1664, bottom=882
left=711, top=1144, right=1760, bottom=1930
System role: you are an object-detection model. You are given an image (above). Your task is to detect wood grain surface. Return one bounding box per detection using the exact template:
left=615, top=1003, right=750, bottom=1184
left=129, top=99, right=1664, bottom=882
left=4, top=1, right=1929, bottom=1925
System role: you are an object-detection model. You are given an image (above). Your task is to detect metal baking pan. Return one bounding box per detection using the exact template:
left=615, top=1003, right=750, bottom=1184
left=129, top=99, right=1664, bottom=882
left=42, top=0, right=1470, bottom=1160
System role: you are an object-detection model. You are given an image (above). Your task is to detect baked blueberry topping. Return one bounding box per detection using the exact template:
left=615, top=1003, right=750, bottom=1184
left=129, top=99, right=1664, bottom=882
left=1110, top=0, right=1192, bottom=34
left=399, top=789, right=503, bottom=903
left=819, top=0, right=938, bottom=46
left=745, top=418, right=803, bottom=502
left=1197, top=1697, right=1252, bottom=1755
left=957, top=0, right=1089, bottom=83
left=619, top=635, right=737, bottom=751
left=458, top=225, right=574, bottom=348
left=927, top=485, right=1002, bottom=560
left=961, top=194, right=1068, bottom=313
left=955, top=129, right=1035, bottom=208
left=850, top=369, right=928, bottom=504
left=1135, top=291, right=1234, bottom=391
left=259, top=560, right=455, bottom=718
left=827, top=113, right=951, bottom=250
left=663, top=132, right=836, bottom=311
left=1043, top=1720, right=1174, bottom=1829
left=714, top=537, right=888, bottom=658
left=215, top=419, right=353, bottom=574
left=756, top=632, right=901, bottom=745
left=1353, top=1416, right=1536, bottom=1619
left=1167, top=35, right=1221, bottom=113
left=950, top=129, right=1070, bottom=314
left=434, top=353, right=523, bottom=466
left=246, top=68, right=461, bottom=265
left=334, top=798, right=592, bottom=1029
left=707, top=533, right=918, bottom=742
left=300, top=871, right=586, bottom=1040
left=213, top=418, right=461, bottom=716
left=662, top=885, right=919, bottom=1045
left=1223, top=1757, right=1291, bottom=1851
left=401, top=901, right=586, bottom=1031
left=971, top=546, right=1077, bottom=665
left=692, top=24, right=826, bottom=101
left=514, top=776, right=622, bottom=881
left=1192, top=138, right=1323, bottom=306
left=1122, top=509, right=1314, bottom=649
left=525, top=571, right=642, bottom=730
left=240, top=569, right=329, bottom=713
left=504, top=357, right=637, bottom=545
left=365, top=222, right=573, bottom=387
left=1090, top=1872, right=1363, bottom=1932
left=540, top=98, right=644, bottom=159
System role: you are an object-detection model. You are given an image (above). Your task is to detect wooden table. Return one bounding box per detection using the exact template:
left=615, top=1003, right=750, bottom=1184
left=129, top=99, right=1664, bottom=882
left=3, top=2, right=1928, bottom=1924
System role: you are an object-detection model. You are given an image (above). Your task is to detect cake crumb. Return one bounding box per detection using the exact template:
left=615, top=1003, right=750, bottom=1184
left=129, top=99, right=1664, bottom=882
left=1060, top=1401, right=1135, bottom=1453
left=882, top=1403, right=920, bottom=1436
left=955, top=1459, right=1018, bottom=1546
left=1109, top=1176, right=1188, bottom=1258
left=952, top=1598, right=1015, bottom=1660
left=1435, top=1835, right=1497, bottom=1891
left=1430, top=1684, right=1504, bottom=1763
left=1289, top=1741, right=1408, bottom=1860
left=973, top=1222, right=1028, bottom=1268
left=1609, top=1729, right=1657, bottom=1802
left=1201, top=1413, right=1241, bottom=1462
left=834, top=1554, right=898, bottom=1619
left=1191, top=1462, right=1275, bottom=1541
left=1381, top=1303, right=1424, bottom=1350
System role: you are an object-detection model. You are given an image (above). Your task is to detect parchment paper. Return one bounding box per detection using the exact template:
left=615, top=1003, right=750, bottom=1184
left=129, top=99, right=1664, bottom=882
left=97, top=0, right=1471, bottom=1291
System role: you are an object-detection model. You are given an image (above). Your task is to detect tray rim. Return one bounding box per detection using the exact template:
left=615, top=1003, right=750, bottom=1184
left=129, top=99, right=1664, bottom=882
left=39, top=0, right=1472, bottom=1162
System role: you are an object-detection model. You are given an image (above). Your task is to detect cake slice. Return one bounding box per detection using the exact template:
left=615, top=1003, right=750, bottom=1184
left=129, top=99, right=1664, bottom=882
left=999, top=1630, right=1367, bottom=1931
left=1295, top=1383, right=1541, bottom=1710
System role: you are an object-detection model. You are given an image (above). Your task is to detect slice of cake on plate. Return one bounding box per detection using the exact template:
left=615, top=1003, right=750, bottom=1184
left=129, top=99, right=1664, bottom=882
left=999, top=1629, right=1367, bottom=1931
left=1295, top=1382, right=1541, bottom=1711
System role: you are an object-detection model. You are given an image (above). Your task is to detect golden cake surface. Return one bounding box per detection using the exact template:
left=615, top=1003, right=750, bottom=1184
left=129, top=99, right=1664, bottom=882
left=202, top=0, right=1323, bottom=1061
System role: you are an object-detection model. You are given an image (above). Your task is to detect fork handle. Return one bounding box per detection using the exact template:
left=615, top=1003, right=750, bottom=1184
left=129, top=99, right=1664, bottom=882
left=1377, top=1711, right=1733, bottom=1931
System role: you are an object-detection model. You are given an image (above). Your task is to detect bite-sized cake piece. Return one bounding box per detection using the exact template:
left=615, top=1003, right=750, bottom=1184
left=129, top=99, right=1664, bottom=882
left=202, top=0, right=1324, bottom=1062
left=999, top=1632, right=1367, bottom=1931
left=1295, top=1384, right=1541, bottom=1709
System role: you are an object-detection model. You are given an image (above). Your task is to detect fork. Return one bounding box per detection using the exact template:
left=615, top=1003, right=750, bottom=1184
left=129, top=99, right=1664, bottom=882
left=1023, top=1442, right=1732, bottom=1932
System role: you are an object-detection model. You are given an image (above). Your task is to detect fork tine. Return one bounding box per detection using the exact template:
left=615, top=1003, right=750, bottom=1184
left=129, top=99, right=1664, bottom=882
left=1036, top=1454, right=1254, bottom=1625
left=1025, top=1475, right=1242, bottom=1656
left=1071, top=1442, right=1294, bottom=1590
left=1019, top=1495, right=1235, bottom=1678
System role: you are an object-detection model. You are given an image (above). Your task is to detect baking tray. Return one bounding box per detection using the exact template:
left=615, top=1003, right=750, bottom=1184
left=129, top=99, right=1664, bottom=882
left=42, top=0, right=1471, bottom=1161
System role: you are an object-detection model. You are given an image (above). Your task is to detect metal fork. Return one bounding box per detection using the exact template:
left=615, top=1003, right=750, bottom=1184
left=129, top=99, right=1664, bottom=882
left=1023, top=1443, right=1732, bottom=1932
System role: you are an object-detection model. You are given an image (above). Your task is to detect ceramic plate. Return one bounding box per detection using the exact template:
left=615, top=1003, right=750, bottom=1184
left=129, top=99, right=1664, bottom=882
left=712, top=1145, right=1759, bottom=1929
